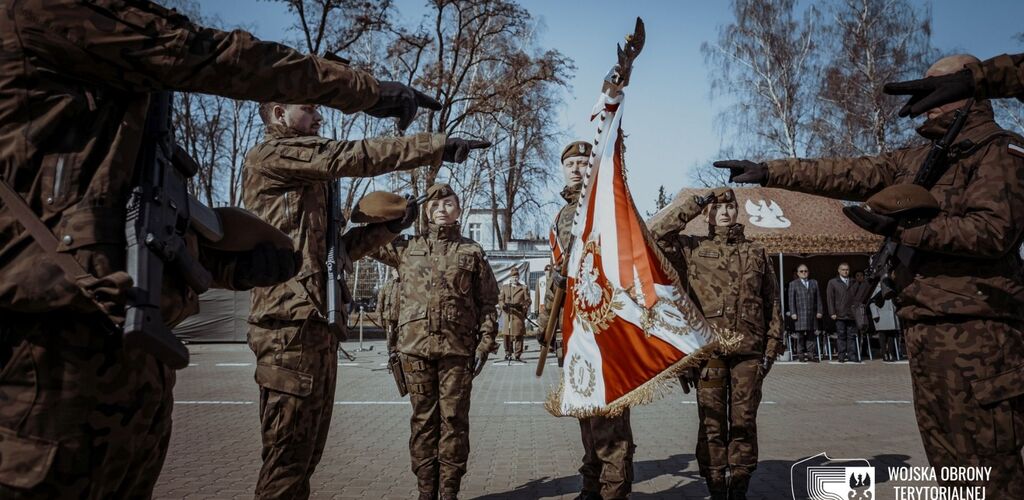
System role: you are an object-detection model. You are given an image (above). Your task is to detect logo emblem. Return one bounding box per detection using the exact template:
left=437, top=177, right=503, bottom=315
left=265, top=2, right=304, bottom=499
left=791, top=453, right=874, bottom=500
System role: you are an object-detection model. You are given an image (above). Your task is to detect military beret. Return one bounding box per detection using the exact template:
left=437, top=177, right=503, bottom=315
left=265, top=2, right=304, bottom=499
left=560, top=141, right=593, bottom=163
left=425, top=183, right=459, bottom=203
left=351, top=191, right=408, bottom=223
left=864, top=184, right=940, bottom=217
left=203, top=207, right=293, bottom=252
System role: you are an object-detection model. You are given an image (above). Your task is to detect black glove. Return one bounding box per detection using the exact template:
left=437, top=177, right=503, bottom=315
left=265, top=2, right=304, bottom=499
left=231, top=242, right=301, bottom=290
left=386, top=194, right=419, bottom=233
left=842, top=205, right=898, bottom=237
left=758, top=355, right=775, bottom=379
left=85, top=271, right=134, bottom=324
left=713, top=160, right=768, bottom=185
left=678, top=368, right=699, bottom=395
left=883, top=69, right=974, bottom=118
left=443, top=138, right=492, bottom=163
left=472, top=350, right=489, bottom=377
left=363, top=81, right=442, bottom=131
left=551, top=268, right=568, bottom=289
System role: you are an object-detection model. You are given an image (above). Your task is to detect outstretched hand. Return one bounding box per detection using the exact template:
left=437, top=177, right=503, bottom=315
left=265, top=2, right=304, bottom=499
left=883, top=69, right=974, bottom=118
left=443, top=138, right=491, bottom=163
left=363, top=81, right=442, bottom=131
left=712, top=160, right=768, bottom=185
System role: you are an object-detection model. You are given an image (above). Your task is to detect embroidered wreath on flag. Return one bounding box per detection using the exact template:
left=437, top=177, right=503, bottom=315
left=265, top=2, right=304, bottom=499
left=568, top=353, right=597, bottom=397
left=573, top=239, right=620, bottom=333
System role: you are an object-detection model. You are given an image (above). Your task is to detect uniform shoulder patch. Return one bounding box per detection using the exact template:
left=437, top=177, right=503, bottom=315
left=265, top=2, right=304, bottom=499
left=1008, top=143, right=1024, bottom=159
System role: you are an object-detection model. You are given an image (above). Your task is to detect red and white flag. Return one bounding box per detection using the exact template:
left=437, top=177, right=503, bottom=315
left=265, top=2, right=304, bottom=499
left=546, top=91, right=728, bottom=418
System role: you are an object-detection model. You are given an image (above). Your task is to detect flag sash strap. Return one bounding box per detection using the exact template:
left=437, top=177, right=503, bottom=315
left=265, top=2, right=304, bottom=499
left=544, top=92, right=736, bottom=418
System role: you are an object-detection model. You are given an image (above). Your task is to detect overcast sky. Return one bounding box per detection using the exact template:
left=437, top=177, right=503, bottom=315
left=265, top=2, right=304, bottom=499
left=201, top=0, right=1024, bottom=216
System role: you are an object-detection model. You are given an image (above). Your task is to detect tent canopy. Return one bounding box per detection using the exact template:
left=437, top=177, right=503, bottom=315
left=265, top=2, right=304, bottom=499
left=650, top=187, right=882, bottom=255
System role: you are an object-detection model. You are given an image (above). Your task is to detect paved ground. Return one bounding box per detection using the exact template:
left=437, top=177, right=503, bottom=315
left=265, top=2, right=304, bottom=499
left=154, top=340, right=932, bottom=499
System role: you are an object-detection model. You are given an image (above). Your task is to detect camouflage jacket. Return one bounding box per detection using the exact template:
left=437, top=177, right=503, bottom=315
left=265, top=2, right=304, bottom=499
left=969, top=53, right=1024, bottom=102
left=538, top=185, right=581, bottom=328
left=0, top=0, right=383, bottom=321
left=370, top=223, right=499, bottom=359
left=649, top=197, right=784, bottom=358
left=377, top=277, right=401, bottom=323
left=498, top=281, right=531, bottom=337
left=765, top=102, right=1024, bottom=323
left=243, top=124, right=444, bottom=327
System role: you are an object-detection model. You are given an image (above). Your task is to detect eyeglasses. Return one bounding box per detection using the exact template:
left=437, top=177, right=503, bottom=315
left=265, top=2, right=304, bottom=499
left=798, top=270, right=809, bottom=273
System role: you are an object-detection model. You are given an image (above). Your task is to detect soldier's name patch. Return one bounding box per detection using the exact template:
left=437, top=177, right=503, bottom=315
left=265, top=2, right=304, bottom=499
left=1009, top=143, right=1024, bottom=159
left=697, top=249, right=721, bottom=259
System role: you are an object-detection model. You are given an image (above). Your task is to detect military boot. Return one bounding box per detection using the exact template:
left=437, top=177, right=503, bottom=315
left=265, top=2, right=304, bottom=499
left=708, top=474, right=728, bottom=500
left=439, top=491, right=458, bottom=500
left=728, top=473, right=750, bottom=500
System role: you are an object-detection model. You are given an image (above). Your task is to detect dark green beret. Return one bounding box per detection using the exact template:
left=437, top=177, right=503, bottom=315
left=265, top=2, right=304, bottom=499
left=425, top=183, right=459, bottom=203
left=560, top=141, right=593, bottom=163
left=351, top=191, right=408, bottom=223
left=864, top=184, right=940, bottom=216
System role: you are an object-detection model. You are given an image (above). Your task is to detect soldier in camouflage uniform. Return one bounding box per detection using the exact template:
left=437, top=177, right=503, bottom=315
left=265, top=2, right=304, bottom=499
left=243, top=103, right=488, bottom=498
left=885, top=53, right=1024, bottom=117
left=649, top=188, right=784, bottom=500
left=540, top=141, right=635, bottom=500
left=370, top=183, right=499, bottom=500
left=718, top=54, right=1024, bottom=497
left=378, top=274, right=402, bottom=353
left=0, top=0, right=454, bottom=495
left=499, top=267, right=531, bottom=361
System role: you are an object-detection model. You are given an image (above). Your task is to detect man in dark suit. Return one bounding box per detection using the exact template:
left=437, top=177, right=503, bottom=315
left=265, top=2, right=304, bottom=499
left=827, top=262, right=858, bottom=362
left=787, top=264, right=824, bottom=362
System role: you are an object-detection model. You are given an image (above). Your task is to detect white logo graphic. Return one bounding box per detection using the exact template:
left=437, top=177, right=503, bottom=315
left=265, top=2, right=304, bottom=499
left=792, top=453, right=874, bottom=500
left=745, top=199, right=791, bottom=228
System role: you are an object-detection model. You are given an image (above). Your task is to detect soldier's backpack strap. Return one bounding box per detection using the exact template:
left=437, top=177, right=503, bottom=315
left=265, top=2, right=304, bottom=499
left=0, top=177, right=112, bottom=316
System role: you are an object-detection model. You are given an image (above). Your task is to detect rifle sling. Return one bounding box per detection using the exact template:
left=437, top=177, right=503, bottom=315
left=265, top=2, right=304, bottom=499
left=0, top=177, right=110, bottom=312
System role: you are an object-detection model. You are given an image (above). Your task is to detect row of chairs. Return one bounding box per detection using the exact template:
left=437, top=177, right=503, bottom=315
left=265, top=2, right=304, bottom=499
left=784, top=330, right=904, bottom=362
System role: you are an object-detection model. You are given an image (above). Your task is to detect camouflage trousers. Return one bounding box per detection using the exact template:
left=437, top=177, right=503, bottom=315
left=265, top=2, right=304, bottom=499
left=578, top=410, right=635, bottom=499
left=249, top=319, right=337, bottom=500
left=695, top=355, right=764, bottom=493
left=0, top=314, right=175, bottom=499
left=402, top=354, right=474, bottom=498
left=502, top=335, right=523, bottom=359
left=905, top=320, right=1024, bottom=497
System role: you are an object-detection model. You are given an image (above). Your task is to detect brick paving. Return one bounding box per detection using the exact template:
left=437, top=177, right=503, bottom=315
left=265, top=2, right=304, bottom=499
left=154, top=340, right=933, bottom=499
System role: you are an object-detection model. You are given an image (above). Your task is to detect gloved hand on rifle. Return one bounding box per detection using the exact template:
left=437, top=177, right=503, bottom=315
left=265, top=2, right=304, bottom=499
left=712, top=160, right=768, bottom=185
left=443, top=138, right=491, bottom=163
left=363, top=81, right=442, bottom=131
left=678, top=367, right=699, bottom=395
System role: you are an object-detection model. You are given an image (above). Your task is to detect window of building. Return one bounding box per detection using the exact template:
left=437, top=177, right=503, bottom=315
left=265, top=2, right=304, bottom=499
left=468, top=222, right=482, bottom=242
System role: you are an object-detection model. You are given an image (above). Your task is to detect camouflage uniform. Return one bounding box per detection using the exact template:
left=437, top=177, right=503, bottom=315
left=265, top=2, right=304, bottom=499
left=243, top=123, right=444, bottom=499
left=378, top=275, right=402, bottom=353
left=968, top=53, right=1024, bottom=102
left=498, top=274, right=531, bottom=360
left=764, top=101, right=1024, bottom=496
left=0, top=1, right=386, bottom=497
left=543, top=184, right=635, bottom=500
left=370, top=196, right=499, bottom=499
left=649, top=193, right=784, bottom=498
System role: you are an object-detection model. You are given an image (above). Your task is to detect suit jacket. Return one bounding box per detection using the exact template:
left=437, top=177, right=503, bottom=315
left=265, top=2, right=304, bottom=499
left=787, top=278, right=823, bottom=331
left=826, top=277, right=855, bottom=320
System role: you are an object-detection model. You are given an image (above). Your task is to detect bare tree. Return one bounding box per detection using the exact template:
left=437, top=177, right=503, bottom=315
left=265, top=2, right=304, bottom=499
left=811, top=0, right=935, bottom=157
left=702, top=0, right=819, bottom=160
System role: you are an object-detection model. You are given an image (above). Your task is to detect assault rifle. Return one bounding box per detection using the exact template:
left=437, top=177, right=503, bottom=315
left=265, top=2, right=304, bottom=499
left=325, top=179, right=352, bottom=337
left=124, top=91, right=223, bottom=369
left=860, top=99, right=974, bottom=307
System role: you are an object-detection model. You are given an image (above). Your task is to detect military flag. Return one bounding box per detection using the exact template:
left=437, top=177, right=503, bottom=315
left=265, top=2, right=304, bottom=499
left=545, top=63, right=734, bottom=419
